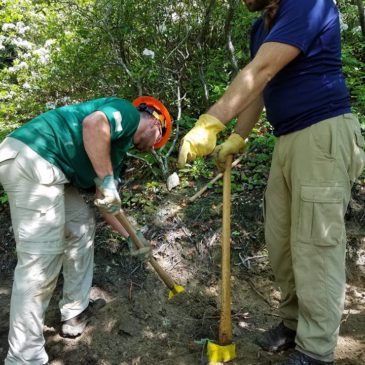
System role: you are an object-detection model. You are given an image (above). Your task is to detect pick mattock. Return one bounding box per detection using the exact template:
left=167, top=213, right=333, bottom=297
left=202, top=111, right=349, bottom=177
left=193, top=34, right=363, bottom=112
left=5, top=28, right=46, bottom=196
left=115, top=210, right=185, bottom=299
left=207, top=155, right=236, bottom=364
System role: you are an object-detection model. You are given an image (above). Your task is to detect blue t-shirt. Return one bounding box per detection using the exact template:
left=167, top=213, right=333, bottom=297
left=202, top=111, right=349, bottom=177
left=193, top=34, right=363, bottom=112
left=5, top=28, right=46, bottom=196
left=250, top=0, right=351, bottom=136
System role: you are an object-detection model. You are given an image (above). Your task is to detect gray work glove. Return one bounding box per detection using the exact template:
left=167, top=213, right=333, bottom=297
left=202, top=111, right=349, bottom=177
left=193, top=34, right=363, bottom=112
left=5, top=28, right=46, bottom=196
left=127, top=231, right=152, bottom=261
left=94, top=175, right=121, bottom=214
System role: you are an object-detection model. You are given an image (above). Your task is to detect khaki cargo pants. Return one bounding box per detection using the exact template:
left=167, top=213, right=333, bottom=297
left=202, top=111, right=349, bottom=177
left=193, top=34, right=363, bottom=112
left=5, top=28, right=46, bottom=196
left=0, top=137, right=96, bottom=365
left=264, top=114, right=365, bottom=362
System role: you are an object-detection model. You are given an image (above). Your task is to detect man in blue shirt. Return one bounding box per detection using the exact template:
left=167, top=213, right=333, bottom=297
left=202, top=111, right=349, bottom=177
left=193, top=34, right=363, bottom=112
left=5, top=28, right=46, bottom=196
left=178, top=0, right=365, bottom=364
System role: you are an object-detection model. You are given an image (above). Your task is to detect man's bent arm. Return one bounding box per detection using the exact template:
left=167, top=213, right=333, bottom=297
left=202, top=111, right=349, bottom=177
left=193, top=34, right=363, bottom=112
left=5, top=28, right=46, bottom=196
left=208, top=42, right=300, bottom=124
left=83, top=111, right=114, bottom=179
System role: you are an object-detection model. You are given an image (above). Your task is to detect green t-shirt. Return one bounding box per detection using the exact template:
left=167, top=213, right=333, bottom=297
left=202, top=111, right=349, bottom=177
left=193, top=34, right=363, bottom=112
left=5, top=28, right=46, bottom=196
left=10, top=97, right=140, bottom=189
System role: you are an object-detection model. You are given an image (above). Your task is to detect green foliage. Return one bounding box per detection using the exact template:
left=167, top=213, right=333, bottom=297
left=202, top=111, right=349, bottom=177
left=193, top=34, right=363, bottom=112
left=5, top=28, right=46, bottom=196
left=119, top=180, right=161, bottom=217
left=0, top=0, right=364, bottom=187
left=341, top=40, right=365, bottom=127
left=189, top=158, right=215, bottom=180
left=0, top=191, right=8, bottom=205
left=0, top=1, right=253, bottom=125
left=337, top=0, right=365, bottom=131
left=239, top=130, right=274, bottom=191
left=0, top=127, right=14, bottom=143
left=179, top=157, right=215, bottom=181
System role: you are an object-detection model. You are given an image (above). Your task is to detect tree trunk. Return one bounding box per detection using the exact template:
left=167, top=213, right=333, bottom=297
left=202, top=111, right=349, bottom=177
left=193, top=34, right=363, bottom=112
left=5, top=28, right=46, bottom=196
left=197, top=0, right=217, bottom=107
left=225, top=0, right=239, bottom=77
left=356, top=0, right=365, bottom=37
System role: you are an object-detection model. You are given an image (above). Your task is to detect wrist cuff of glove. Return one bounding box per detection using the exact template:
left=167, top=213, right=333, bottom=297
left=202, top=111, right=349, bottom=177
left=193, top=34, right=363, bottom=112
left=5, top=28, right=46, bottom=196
left=196, top=114, right=225, bottom=133
left=94, top=175, right=115, bottom=189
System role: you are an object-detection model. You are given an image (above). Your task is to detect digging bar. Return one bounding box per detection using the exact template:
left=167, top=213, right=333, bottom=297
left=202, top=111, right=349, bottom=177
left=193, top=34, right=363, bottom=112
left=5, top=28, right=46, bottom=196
left=207, top=155, right=236, bottom=364
left=115, top=210, right=185, bottom=299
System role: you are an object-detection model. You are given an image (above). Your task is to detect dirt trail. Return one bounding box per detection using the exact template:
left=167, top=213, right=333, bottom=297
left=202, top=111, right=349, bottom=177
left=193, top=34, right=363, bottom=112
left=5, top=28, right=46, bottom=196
left=0, top=189, right=364, bottom=365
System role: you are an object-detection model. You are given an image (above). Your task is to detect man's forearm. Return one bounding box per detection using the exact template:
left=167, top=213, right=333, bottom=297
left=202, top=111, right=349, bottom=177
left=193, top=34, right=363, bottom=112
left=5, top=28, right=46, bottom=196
left=207, top=42, right=300, bottom=125
left=207, top=63, right=268, bottom=124
left=235, top=95, right=264, bottom=139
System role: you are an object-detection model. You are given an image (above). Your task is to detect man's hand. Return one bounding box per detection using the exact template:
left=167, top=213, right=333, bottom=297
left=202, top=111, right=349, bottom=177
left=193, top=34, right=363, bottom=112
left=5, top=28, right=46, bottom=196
left=178, top=114, right=225, bottom=168
left=127, top=231, right=152, bottom=261
left=94, top=175, right=121, bottom=214
left=213, top=133, right=247, bottom=171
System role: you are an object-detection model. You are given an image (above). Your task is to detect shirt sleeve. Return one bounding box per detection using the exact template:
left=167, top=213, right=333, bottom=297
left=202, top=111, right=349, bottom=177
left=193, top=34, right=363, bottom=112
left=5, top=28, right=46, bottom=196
left=97, top=99, right=140, bottom=141
left=264, top=0, right=334, bottom=54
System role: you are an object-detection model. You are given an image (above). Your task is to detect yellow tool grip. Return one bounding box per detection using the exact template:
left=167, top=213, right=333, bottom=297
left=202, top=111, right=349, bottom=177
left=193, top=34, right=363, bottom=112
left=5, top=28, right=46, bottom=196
left=168, top=284, right=185, bottom=300
left=207, top=341, right=236, bottom=364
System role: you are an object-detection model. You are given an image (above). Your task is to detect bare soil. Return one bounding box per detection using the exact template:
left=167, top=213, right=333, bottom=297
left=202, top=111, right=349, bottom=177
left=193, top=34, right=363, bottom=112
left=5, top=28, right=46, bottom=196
left=0, top=179, right=364, bottom=365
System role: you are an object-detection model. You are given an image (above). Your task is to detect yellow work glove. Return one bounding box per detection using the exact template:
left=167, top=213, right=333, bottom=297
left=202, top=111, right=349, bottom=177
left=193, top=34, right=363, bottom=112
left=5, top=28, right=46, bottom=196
left=178, top=114, right=225, bottom=168
left=213, top=133, right=247, bottom=171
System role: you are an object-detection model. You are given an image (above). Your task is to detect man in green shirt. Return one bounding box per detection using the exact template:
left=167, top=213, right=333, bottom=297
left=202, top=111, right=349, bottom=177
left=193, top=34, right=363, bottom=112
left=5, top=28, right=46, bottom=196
left=0, top=96, right=172, bottom=365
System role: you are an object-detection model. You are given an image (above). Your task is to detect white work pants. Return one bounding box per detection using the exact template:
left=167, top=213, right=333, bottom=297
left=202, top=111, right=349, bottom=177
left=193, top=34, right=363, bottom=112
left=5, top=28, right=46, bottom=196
left=0, top=137, right=96, bottom=365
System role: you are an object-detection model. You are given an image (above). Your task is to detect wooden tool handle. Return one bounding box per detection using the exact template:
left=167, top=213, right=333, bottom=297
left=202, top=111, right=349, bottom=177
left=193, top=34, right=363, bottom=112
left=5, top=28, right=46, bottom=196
left=219, top=155, right=233, bottom=345
left=115, top=211, right=176, bottom=290
left=188, top=154, right=244, bottom=203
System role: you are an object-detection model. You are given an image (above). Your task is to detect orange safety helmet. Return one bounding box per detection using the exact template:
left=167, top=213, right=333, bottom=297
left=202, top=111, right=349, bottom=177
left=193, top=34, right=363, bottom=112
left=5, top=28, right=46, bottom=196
left=132, top=96, right=172, bottom=149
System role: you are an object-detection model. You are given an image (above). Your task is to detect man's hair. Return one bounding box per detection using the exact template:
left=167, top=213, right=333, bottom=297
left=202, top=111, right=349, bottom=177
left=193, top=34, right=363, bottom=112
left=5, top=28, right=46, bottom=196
left=264, top=0, right=280, bottom=30
left=139, top=111, right=156, bottom=122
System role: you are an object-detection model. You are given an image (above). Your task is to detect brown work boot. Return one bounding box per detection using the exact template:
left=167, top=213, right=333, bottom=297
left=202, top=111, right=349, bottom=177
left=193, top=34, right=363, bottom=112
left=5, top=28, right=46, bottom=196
left=256, top=321, right=296, bottom=352
left=60, top=298, right=106, bottom=338
left=275, top=350, right=334, bottom=364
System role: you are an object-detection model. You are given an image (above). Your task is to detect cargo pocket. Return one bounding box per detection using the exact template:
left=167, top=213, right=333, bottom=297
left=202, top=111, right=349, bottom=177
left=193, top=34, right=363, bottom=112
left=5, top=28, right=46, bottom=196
left=0, top=149, right=19, bottom=164
left=15, top=150, right=69, bottom=185
left=13, top=192, right=65, bottom=253
left=297, top=185, right=345, bottom=246
left=0, top=148, right=19, bottom=186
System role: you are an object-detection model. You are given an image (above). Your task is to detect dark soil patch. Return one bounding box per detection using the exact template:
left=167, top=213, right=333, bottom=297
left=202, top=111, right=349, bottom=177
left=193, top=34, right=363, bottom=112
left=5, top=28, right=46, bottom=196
left=0, top=182, right=364, bottom=364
